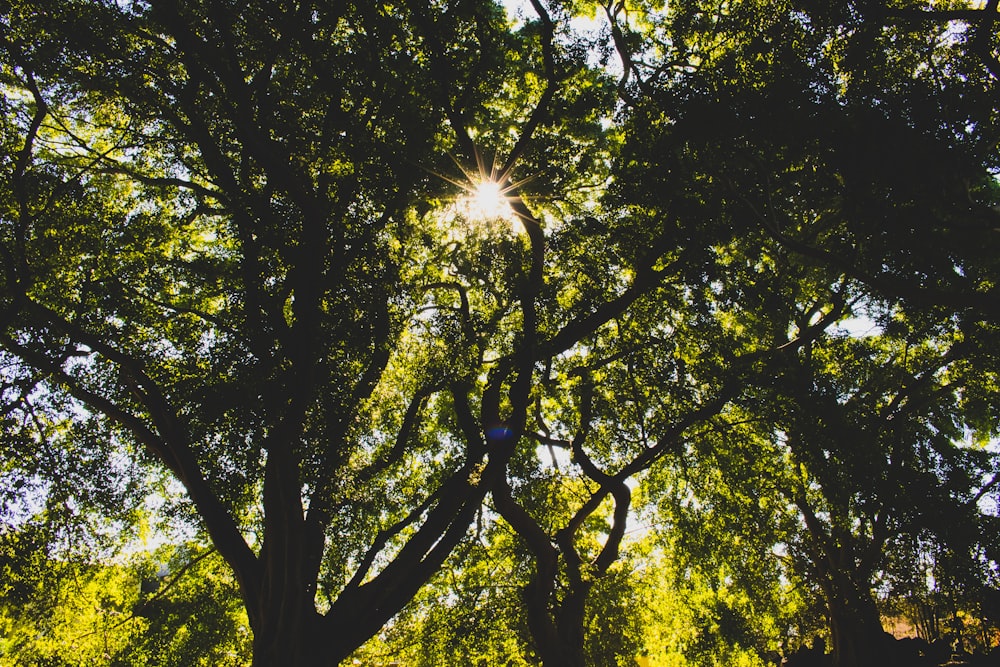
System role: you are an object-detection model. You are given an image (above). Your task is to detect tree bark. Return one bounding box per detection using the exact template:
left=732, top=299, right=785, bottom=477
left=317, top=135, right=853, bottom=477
left=250, top=607, right=332, bottom=667
left=824, top=572, right=889, bottom=667
left=522, top=575, right=591, bottom=667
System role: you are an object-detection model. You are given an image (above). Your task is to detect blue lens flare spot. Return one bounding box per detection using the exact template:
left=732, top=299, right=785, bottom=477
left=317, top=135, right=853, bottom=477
left=486, top=425, right=515, bottom=441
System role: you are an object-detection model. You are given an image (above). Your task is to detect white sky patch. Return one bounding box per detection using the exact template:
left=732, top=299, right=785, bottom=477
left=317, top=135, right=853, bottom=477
left=502, top=0, right=607, bottom=41
left=502, top=0, right=538, bottom=26
left=834, top=315, right=883, bottom=338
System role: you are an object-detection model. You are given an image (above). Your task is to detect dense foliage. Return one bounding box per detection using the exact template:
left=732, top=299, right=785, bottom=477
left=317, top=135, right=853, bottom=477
left=1, top=1, right=998, bottom=666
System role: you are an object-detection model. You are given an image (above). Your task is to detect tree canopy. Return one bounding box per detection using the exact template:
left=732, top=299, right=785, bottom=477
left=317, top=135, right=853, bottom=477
left=1, top=1, right=999, bottom=666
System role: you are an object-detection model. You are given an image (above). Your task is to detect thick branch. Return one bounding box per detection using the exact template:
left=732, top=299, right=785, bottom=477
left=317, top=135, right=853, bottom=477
left=540, top=243, right=692, bottom=357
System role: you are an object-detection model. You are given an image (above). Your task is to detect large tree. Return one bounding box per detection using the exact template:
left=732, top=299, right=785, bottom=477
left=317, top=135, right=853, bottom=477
left=603, top=1, right=1000, bottom=664
left=776, top=330, right=999, bottom=666
left=0, top=0, right=618, bottom=663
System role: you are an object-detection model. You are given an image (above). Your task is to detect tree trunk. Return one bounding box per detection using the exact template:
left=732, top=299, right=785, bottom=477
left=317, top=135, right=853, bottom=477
left=554, top=586, right=591, bottom=667
left=250, top=609, right=334, bottom=667
left=794, top=492, right=889, bottom=667
left=826, top=575, right=888, bottom=667
left=522, top=574, right=592, bottom=667
left=249, top=599, right=388, bottom=667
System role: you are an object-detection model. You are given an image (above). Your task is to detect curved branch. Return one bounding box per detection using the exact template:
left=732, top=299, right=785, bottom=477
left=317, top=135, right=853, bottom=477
left=539, top=243, right=692, bottom=358
left=96, top=163, right=225, bottom=202
left=107, top=274, right=229, bottom=330
left=349, top=382, right=442, bottom=493
left=560, top=378, right=632, bottom=575
left=604, top=1, right=647, bottom=105
left=422, top=281, right=476, bottom=341
left=0, top=303, right=260, bottom=606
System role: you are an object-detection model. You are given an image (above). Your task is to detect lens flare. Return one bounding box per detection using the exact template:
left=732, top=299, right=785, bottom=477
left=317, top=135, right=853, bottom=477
left=465, top=179, right=513, bottom=221
left=424, top=149, right=535, bottom=228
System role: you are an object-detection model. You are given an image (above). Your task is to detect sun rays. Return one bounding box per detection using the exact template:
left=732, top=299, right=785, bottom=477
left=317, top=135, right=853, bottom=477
left=428, top=150, right=536, bottom=229
left=467, top=179, right=511, bottom=221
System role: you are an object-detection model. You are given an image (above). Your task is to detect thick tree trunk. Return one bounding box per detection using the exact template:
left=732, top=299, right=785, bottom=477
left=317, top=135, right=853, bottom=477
left=794, top=493, right=889, bottom=667
left=554, top=586, right=590, bottom=667
left=522, top=573, right=592, bottom=667
left=250, top=609, right=334, bottom=667
left=248, top=596, right=391, bottom=667
left=825, top=576, right=888, bottom=667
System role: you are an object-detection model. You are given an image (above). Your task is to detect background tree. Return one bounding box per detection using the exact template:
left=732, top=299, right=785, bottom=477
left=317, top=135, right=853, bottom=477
left=645, top=310, right=1000, bottom=667
left=769, top=322, right=999, bottom=666
left=605, top=2, right=1000, bottom=662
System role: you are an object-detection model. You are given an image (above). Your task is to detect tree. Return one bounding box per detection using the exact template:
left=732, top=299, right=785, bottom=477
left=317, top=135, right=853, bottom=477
left=605, top=2, right=1000, bottom=661
left=770, top=324, right=999, bottom=666
left=644, top=310, right=1000, bottom=667
left=0, top=0, right=640, bottom=664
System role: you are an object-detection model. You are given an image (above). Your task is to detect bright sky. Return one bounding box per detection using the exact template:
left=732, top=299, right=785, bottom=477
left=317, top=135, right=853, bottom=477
left=502, top=0, right=604, bottom=33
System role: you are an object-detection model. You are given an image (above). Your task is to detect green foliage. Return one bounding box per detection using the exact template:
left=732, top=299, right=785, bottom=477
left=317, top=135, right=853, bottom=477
left=2, top=0, right=999, bottom=665
left=627, top=536, right=813, bottom=667
left=358, top=525, right=535, bottom=667
left=0, top=539, right=249, bottom=666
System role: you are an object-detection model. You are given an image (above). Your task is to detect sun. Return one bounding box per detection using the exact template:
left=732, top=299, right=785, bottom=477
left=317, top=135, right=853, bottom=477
left=428, top=150, right=532, bottom=227
left=464, top=178, right=515, bottom=222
